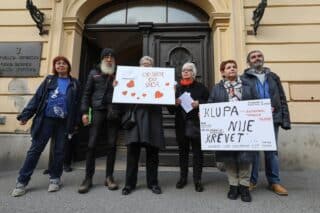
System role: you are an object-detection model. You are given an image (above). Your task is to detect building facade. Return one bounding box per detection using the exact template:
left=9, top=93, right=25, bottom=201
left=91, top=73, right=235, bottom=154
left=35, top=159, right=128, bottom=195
left=1, top=0, right=320, bottom=170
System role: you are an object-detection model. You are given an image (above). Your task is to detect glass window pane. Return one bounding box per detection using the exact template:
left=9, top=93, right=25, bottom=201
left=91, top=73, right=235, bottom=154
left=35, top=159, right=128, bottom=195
left=96, top=9, right=126, bottom=24
left=127, top=2, right=166, bottom=24
left=168, top=2, right=208, bottom=23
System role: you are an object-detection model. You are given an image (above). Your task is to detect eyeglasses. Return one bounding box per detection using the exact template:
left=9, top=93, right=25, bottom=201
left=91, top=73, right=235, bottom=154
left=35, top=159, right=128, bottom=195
left=250, top=54, right=263, bottom=59
left=182, top=69, right=193, bottom=72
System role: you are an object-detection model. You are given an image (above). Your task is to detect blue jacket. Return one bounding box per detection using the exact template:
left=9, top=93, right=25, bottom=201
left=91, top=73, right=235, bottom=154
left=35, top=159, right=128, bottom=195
left=17, top=75, right=81, bottom=138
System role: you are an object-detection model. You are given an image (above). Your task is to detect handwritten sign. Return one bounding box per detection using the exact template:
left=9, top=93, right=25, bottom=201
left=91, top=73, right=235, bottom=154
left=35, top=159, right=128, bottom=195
left=112, top=66, right=175, bottom=105
left=0, top=42, right=42, bottom=77
left=199, top=99, right=276, bottom=151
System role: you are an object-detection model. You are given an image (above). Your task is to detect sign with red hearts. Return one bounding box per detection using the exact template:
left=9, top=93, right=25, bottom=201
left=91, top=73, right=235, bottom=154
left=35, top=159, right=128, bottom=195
left=112, top=66, right=175, bottom=105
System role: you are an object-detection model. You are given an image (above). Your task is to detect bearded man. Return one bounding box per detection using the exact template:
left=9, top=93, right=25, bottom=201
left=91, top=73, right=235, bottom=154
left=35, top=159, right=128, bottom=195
left=242, top=50, right=291, bottom=196
left=78, top=48, right=121, bottom=193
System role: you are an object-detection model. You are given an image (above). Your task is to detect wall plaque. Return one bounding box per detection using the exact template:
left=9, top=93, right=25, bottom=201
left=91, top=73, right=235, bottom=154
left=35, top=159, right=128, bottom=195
left=0, top=42, right=42, bottom=77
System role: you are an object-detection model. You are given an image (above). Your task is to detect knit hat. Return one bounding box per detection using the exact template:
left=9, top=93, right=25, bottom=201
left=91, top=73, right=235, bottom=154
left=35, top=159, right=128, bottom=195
left=100, top=48, right=115, bottom=60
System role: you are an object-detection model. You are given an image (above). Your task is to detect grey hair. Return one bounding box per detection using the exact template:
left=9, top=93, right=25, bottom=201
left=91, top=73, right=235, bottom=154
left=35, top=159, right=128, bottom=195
left=139, top=56, right=154, bottom=66
left=182, top=62, right=197, bottom=79
left=246, top=50, right=264, bottom=63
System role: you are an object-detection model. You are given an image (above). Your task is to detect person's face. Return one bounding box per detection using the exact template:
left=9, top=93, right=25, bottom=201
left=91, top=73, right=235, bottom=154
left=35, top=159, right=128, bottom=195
left=103, top=55, right=115, bottom=67
left=248, top=51, right=264, bottom=69
left=55, top=60, right=69, bottom=75
left=221, top=62, right=237, bottom=81
left=140, top=59, right=153, bottom=67
left=181, top=66, right=193, bottom=79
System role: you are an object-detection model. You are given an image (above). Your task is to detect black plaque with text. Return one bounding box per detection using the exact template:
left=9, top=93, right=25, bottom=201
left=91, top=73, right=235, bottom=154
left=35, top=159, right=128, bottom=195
left=0, top=42, right=42, bottom=77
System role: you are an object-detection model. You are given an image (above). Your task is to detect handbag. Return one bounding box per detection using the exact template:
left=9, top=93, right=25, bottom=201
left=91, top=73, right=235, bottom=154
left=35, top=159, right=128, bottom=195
left=121, top=105, right=137, bottom=130
left=185, top=119, right=200, bottom=139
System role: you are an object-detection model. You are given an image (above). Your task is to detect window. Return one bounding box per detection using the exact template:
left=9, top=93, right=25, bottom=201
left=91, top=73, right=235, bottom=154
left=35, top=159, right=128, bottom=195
left=87, top=0, right=208, bottom=24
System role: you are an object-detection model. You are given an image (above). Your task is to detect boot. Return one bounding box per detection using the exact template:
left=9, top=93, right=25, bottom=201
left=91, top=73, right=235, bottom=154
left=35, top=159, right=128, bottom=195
left=176, top=178, right=187, bottom=189
left=194, top=181, right=204, bottom=192
left=227, top=185, right=239, bottom=200
left=104, top=176, right=119, bottom=190
left=78, top=177, right=92, bottom=194
left=239, top=185, right=252, bottom=202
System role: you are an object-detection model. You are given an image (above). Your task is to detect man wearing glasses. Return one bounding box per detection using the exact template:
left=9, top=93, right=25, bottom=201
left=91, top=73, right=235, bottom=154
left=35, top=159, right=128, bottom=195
left=242, top=50, right=291, bottom=196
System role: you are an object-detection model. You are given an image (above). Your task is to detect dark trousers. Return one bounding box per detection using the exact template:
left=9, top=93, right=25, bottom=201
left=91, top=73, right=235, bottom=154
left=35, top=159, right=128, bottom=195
left=85, top=110, right=119, bottom=178
left=178, top=136, right=203, bottom=182
left=18, top=117, right=66, bottom=185
left=125, top=143, right=159, bottom=188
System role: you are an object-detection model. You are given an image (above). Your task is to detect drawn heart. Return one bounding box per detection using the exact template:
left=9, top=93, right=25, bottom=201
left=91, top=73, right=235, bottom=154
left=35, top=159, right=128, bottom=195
left=127, top=80, right=135, bottom=88
left=122, top=91, right=128, bottom=96
left=131, top=92, right=136, bottom=97
left=165, top=82, right=170, bottom=86
left=142, top=93, right=147, bottom=97
left=155, top=91, right=163, bottom=99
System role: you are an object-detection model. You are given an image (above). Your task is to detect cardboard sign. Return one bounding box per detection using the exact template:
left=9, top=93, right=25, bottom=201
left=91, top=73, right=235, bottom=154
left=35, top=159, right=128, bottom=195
left=199, top=99, right=276, bottom=151
left=112, top=66, right=175, bottom=105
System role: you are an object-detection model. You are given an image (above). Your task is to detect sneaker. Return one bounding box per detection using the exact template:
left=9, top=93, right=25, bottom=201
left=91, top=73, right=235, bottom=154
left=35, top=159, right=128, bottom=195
left=48, top=179, right=62, bottom=192
left=11, top=182, right=26, bottom=197
left=249, top=182, right=256, bottom=191
left=104, top=176, right=119, bottom=190
left=269, top=184, right=288, bottom=196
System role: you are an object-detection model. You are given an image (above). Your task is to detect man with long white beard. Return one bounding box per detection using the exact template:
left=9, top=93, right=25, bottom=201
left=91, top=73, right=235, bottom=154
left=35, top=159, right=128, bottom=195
left=78, top=48, right=121, bottom=193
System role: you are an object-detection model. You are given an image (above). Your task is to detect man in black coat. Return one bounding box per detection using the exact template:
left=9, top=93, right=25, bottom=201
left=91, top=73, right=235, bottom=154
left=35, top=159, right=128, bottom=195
left=242, top=50, right=291, bottom=196
left=78, top=48, right=121, bottom=193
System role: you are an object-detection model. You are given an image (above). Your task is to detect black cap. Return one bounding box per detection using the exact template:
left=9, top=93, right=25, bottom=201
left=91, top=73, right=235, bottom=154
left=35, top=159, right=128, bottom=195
left=100, top=48, right=115, bottom=60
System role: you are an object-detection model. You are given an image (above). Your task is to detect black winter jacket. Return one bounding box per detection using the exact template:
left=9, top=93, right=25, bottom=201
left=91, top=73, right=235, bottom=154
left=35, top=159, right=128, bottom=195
left=81, top=67, right=116, bottom=113
left=17, top=75, right=81, bottom=138
left=241, top=68, right=291, bottom=130
left=171, top=81, right=209, bottom=141
left=207, top=78, right=258, bottom=163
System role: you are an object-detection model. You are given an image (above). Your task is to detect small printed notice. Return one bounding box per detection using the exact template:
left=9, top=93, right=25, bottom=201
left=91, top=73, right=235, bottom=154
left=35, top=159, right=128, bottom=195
left=178, top=92, right=194, bottom=113
left=199, top=99, right=276, bottom=151
left=112, top=66, right=175, bottom=105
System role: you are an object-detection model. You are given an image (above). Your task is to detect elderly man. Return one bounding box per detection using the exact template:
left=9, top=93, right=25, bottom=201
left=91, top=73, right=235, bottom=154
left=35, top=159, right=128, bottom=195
left=78, top=48, right=121, bottom=194
left=242, top=50, right=291, bottom=196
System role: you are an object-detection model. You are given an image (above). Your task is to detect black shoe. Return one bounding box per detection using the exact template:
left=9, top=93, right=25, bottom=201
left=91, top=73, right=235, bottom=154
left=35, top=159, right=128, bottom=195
left=194, top=181, right=204, bottom=192
left=122, top=186, right=134, bottom=195
left=43, top=169, right=49, bottom=175
left=176, top=178, right=187, bottom=189
left=78, top=177, right=92, bottom=194
left=239, top=185, right=252, bottom=202
left=227, top=185, right=239, bottom=200
left=63, top=166, right=73, bottom=173
left=149, top=185, right=162, bottom=194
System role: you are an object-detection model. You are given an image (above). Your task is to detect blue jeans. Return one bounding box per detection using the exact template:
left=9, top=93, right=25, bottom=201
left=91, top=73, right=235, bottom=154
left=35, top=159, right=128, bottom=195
left=18, top=117, right=67, bottom=185
left=250, top=125, right=280, bottom=185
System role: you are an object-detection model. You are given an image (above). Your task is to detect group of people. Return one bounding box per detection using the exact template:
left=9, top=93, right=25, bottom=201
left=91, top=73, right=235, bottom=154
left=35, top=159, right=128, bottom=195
left=11, top=48, right=291, bottom=203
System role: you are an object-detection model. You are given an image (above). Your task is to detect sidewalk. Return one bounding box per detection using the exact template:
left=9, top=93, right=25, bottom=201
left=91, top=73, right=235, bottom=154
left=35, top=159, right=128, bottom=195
left=0, top=161, right=319, bottom=213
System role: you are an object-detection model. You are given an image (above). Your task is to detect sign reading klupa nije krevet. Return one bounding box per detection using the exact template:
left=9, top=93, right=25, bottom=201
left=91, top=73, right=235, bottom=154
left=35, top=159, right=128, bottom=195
left=112, top=66, right=175, bottom=105
left=199, top=99, right=277, bottom=151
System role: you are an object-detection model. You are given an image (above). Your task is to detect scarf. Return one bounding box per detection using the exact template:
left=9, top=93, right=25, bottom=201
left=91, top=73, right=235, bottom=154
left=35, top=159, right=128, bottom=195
left=180, top=79, right=193, bottom=86
left=223, top=77, right=242, bottom=102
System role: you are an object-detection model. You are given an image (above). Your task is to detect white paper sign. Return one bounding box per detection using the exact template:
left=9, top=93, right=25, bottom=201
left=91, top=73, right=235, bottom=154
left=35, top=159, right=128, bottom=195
left=178, top=92, right=194, bottom=113
left=112, top=66, right=175, bottom=105
left=199, top=99, right=276, bottom=151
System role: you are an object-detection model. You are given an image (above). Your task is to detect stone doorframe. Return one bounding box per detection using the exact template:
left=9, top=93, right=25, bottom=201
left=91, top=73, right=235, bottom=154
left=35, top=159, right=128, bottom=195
left=47, top=0, right=246, bottom=83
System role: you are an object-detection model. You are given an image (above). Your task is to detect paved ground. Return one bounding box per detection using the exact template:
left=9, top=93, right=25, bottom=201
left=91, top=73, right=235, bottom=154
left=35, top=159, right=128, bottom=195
left=1, top=161, right=319, bottom=213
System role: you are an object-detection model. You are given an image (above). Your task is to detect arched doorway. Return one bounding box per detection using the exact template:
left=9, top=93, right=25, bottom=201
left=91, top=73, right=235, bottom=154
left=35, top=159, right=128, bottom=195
left=75, top=0, right=214, bottom=166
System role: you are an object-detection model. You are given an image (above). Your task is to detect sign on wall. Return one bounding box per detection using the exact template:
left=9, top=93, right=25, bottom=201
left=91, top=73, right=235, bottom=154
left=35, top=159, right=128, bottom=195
left=0, top=42, right=42, bottom=77
left=199, top=99, right=276, bottom=151
left=112, top=66, right=175, bottom=105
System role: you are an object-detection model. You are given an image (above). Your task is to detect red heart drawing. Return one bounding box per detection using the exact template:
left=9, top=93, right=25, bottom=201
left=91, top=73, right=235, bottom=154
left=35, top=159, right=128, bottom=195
left=122, top=91, right=128, bottom=96
left=127, top=80, right=135, bottom=88
left=131, top=92, right=136, bottom=97
left=142, top=93, right=147, bottom=97
left=165, top=82, right=170, bottom=86
left=155, top=91, right=163, bottom=99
